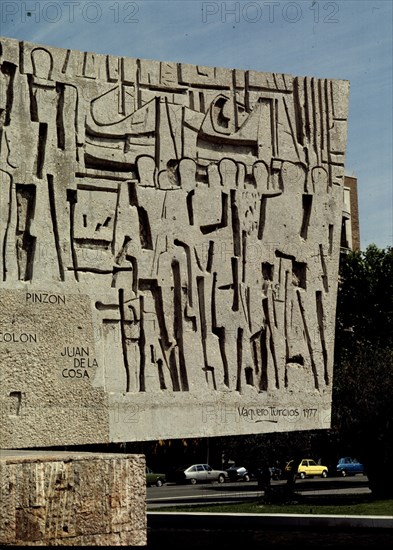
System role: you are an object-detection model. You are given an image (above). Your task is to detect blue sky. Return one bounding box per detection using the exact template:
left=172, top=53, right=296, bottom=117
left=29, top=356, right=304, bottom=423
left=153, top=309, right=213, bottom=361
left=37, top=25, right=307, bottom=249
left=1, top=0, right=392, bottom=249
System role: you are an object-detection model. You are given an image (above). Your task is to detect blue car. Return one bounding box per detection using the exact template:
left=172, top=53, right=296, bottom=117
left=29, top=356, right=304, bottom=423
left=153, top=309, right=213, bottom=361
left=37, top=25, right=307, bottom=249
left=336, top=457, right=365, bottom=477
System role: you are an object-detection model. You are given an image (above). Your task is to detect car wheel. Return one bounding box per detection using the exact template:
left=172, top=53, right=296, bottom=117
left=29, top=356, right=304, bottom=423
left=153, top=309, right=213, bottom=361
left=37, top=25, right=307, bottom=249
left=156, top=479, right=163, bottom=487
left=243, top=474, right=250, bottom=482
left=321, top=470, right=328, bottom=478
left=218, top=474, right=225, bottom=484
left=341, top=470, right=347, bottom=477
left=190, top=478, right=197, bottom=485
left=299, top=472, right=306, bottom=479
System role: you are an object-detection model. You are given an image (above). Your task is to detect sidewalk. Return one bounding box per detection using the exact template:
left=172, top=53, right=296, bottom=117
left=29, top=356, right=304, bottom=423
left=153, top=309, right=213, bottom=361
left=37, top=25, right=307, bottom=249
left=147, top=483, right=372, bottom=509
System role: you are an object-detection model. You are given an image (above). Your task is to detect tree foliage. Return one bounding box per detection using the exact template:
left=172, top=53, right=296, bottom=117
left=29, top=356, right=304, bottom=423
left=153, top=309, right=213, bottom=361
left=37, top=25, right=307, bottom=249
left=335, top=244, right=393, bottom=353
left=332, top=245, right=393, bottom=497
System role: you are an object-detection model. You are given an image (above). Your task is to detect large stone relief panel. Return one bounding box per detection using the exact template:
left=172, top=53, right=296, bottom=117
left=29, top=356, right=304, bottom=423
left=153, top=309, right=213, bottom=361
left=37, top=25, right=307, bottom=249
left=0, top=37, right=349, bottom=448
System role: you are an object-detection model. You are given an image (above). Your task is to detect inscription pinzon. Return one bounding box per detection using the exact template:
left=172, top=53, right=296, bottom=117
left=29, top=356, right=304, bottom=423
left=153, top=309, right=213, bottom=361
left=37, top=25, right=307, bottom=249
left=26, top=292, right=66, bottom=305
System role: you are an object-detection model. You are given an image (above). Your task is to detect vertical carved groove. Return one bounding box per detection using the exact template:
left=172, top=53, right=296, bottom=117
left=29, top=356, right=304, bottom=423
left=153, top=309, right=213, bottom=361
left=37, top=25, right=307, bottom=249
left=36, top=123, right=48, bottom=179
left=139, top=280, right=171, bottom=349
left=293, top=77, right=304, bottom=146
left=157, top=359, right=167, bottom=390
left=262, top=297, right=279, bottom=389
left=212, top=272, right=229, bottom=388
left=118, top=288, right=131, bottom=392
left=300, top=194, right=312, bottom=240
left=174, top=240, right=193, bottom=307
left=251, top=338, right=259, bottom=375
left=168, top=348, right=181, bottom=392
left=259, top=329, right=268, bottom=391
left=319, top=244, right=329, bottom=292
left=245, top=366, right=253, bottom=386
left=27, top=75, right=38, bottom=122
left=172, top=260, right=189, bottom=391
left=284, top=270, right=290, bottom=386
left=2, top=171, right=13, bottom=281
left=318, top=78, right=324, bottom=152
left=128, top=182, right=153, bottom=249
left=164, top=97, right=179, bottom=160
left=283, top=96, right=301, bottom=161
left=316, top=291, right=329, bottom=385
left=61, top=49, right=71, bottom=73
left=139, top=295, right=146, bottom=391
left=66, top=189, right=79, bottom=281
left=206, top=241, right=214, bottom=273
left=230, top=189, right=241, bottom=256
left=154, top=96, right=161, bottom=167
left=231, top=257, right=239, bottom=311
left=111, top=184, right=120, bottom=257
left=242, top=230, right=247, bottom=283
left=47, top=175, right=65, bottom=281
left=304, top=77, right=311, bottom=142
left=236, top=327, right=243, bottom=392
left=186, top=190, right=194, bottom=225
left=297, top=289, right=319, bottom=390
left=197, top=275, right=208, bottom=361
left=275, top=98, right=279, bottom=156
left=15, top=184, right=36, bottom=281
left=199, top=91, right=205, bottom=113
left=56, top=83, right=65, bottom=149
left=258, top=197, right=267, bottom=240
left=328, top=224, right=334, bottom=255
left=1, top=62, right=16, bottom=126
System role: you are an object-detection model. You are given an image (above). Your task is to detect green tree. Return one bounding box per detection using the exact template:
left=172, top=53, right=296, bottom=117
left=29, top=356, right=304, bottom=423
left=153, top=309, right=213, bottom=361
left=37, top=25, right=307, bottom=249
left=332, top=245, right=393, bottom=498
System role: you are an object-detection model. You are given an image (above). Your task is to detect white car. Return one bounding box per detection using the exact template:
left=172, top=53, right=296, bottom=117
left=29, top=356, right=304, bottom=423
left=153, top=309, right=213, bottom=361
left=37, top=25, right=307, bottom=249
left=174, top=464, right=228, bottom=484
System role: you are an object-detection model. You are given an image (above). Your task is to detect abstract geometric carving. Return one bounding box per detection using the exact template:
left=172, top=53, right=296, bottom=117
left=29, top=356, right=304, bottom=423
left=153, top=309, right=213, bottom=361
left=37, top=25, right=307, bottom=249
left=0, top=37, right=350, bottom=447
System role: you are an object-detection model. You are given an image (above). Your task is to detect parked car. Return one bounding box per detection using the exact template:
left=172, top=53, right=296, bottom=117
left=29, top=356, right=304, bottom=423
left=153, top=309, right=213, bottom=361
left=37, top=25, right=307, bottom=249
left=226, top=465, right=251, bottom=482
left=146, top=467, right=166, bottom=487
left=285, top=459, right=328, bottom=479
left=173, top=464, right=228, bottom=484
left=336, top=457, right=365, bottom=477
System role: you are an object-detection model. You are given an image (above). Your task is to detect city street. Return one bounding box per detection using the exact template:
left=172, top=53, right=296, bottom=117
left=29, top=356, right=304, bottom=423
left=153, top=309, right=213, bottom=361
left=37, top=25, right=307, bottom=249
left=147, top=475, right=371, bottom=509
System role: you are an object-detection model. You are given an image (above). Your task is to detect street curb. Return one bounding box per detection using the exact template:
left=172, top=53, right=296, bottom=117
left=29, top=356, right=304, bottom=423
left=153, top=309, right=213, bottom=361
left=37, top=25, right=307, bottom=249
left=148, top=511, right=393, bottom=529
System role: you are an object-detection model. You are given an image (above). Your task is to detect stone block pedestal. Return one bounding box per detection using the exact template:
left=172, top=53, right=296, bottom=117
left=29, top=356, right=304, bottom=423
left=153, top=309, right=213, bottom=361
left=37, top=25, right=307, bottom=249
left=0, top=451, right=146, bottom=546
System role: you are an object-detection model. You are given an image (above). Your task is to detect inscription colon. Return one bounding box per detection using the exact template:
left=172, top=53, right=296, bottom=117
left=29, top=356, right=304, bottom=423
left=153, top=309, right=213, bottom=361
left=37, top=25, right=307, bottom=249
left=26, top=292, right=66, bottom=305
left=61, top=346, right=98, bottom=380
left=0, top=332, right=37, bottom=343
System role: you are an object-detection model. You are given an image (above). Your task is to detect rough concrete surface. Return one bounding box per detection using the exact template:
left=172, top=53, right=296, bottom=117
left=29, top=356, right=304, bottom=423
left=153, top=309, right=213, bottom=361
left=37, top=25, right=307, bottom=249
left=0, top=37, right=350, bottom=447
left=0, top=451, right=146, bottom=546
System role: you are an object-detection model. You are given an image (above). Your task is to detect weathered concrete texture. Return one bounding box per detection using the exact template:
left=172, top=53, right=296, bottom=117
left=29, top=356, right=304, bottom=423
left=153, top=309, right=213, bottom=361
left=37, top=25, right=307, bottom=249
left=0, top=451, right=146, bottom=546
left=0, top=36, right=350, bottom=447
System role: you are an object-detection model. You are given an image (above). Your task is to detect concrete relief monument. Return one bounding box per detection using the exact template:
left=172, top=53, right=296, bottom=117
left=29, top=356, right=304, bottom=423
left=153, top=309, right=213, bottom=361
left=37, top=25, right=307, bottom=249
left=0, top=37, right=350, bottom=448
